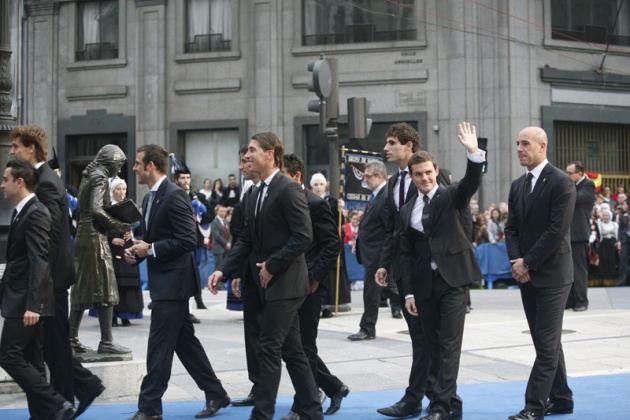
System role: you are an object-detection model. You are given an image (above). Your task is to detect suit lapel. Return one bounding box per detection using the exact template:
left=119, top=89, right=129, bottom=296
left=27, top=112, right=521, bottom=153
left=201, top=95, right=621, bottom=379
left=145, top=181, right=168, bottom=237
left=7, top=197, right=37, bottom=256
left=524, top=165, right=552, bottom=218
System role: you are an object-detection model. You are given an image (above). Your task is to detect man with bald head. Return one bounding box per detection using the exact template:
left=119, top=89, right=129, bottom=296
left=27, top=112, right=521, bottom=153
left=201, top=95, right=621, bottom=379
left=504, top=127, right=576, bottom=420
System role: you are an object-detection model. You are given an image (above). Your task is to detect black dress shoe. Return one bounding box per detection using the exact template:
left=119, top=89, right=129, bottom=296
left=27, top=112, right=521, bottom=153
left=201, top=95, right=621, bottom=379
left=392, top=309, right=403, bottom=319
left=54, top=401, right=76, bottom=420
left=508, top=409, right=543, bottom=420
left=376, top=400, right=422, bottom=418
left=189, top=314, right=201, bottom=324
left=348, top=330, right=375, bottom=341
left=545, top=400, right=574, bottom=415
left=231, top=393, right=255, bottom=407
left=147, top=301, right=155, bottom=310
left=195, top=395, right=231, bottom=418
left=321, top=308, right=334, bottom=318
left=279, top=411, right=300, bottom=420
left=127, top=411, right=162, bottom=420
left=573, top=305, right=587, bottom=312
left=324, top=384, right=350, bottom=415
left=420, top=413, right=447, bottom=420
left=76, top=384, right=105, bottom=417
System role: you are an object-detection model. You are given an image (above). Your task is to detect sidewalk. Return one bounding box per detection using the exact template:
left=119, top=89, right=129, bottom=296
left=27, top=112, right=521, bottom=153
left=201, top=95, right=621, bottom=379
left=1, top=287, right=629, bottom=415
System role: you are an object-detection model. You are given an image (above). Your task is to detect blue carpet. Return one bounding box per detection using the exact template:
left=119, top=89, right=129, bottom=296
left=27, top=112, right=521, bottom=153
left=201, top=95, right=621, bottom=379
left=2, top=373, right=629, bottom=419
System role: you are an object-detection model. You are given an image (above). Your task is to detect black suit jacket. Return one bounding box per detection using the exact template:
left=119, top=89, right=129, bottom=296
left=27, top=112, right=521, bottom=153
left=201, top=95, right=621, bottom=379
left=399, top=159, right=483, bottom=300
left=355, top=184, right=388, bottom=269
left=303, top=188, right=341, bottom=288
left=379, top=171, right=418, bottom=278
left=1, top=197, right=54, bottom=317
left=36, top=163, right=77, bottom=289
left=141, top=179, right=200, bottom=300
left=619, top=213, right=629, bottom=245
left=505, top=163, right=576, bottom=288
left=571, top=178, right=596, bottom=242
left=219, top=172, right=313, bottom=301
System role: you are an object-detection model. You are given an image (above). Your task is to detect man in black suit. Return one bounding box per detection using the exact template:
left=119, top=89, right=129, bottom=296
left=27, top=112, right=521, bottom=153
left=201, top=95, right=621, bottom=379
left=349, top=160, right=401, bottom=341
left=9, top=124, right=104, bottom=416
left=173, top=162, right=215, bottom=317
left=280, top=153, right=348, bottom=418
left=0, top=159, right=76, bottom=420
left=228, top=146, right=261, bottom=408
left=125, top=144, right=229, bottom=420
left=565, top=161, right=596, bottom=311
left=399, top=122, right=484, bottom=420
left=221, top=173, right=241, bottom=207
left=375, top=122, right=434, bottom=418
left=209, top=132, right=322, bottom=420
left=617, top=199, right=630, bottom=286
left=505, top=127, right=575, bottom=420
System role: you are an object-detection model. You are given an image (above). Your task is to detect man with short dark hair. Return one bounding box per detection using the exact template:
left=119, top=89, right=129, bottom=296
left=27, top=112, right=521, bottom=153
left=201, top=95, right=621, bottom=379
left=222, top=173, right=241, bottom=207
left=565, top=161, right=596, bottom=311
left=9, top=124, right=104, bottom=415
left=281, top=153, right=348, bottom=418
left=1, top=159, right=76, bottom=420
left=126, top=144, right=229, bottom=420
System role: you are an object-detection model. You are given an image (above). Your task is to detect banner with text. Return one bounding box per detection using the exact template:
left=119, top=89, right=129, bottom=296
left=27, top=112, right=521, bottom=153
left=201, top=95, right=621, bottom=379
left=343, top=150, right=383, bottom=211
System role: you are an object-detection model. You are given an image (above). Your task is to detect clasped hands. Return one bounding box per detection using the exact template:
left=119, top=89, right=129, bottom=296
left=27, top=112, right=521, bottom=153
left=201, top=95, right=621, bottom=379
left=510, top=258, right=530, bottom=283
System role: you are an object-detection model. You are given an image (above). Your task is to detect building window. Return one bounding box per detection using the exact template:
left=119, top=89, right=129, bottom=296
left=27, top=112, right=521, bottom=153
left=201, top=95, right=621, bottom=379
left=551, top=0, right=630, bottom=46
left=76, top=1, right=119, bottom=61
left=302, top=0, right=417, bottom=46
left=184, top=129, right=240, bottom=188
left=185, top=0, right=232, bottom=53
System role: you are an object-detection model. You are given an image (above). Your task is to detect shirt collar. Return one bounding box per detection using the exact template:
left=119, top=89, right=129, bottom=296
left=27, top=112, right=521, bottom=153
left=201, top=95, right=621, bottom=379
left=372, top=181, right=387, bottom=196
left=423, top=183, right=439, bottom=201
left=15, top=193, right=36, bottom=215
left=151, top=175, right=167, bottom=192
left=261, top=169, right=280, bottom=186
left=527, top=159, right=548, bottom=180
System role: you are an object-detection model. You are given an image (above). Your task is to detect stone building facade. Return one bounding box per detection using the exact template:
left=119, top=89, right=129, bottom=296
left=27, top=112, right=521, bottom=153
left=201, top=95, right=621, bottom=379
left=4, top=0, right=630, bottom=219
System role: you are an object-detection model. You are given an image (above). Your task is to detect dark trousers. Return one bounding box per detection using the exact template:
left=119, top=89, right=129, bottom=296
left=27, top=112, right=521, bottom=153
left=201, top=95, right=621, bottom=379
left=289, top=289, right=344, bottom=412
left=618, top=242, right=630, bottom=286
left=252, top=296, right=322, bottom=420
left=418, top=273, right=468, bottom=415
left=1, top=318, right=66, bottom=419
left=43, top=288, right=102, bottom=404
left=359, top=266, right=400, bottom=336
left=242, top=286, right=264, bottom=392
left=138, top=300, right=226, bottom=415
left=395, top=278, right=435, bottom=404
left=519, top=282, right=573, bottom=414
left=567, top=241, right=589, bottom=308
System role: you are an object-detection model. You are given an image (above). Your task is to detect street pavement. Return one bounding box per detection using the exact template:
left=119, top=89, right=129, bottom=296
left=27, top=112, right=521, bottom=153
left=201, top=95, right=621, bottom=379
left=1, top=286, right=629, bottom=414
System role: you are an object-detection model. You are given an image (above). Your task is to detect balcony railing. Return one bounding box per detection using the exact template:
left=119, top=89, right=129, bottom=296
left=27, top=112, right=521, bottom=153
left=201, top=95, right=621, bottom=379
left=303, top=27, right=417, bottom=46
left=76, top=42, right=119, bottom=61
left=185, top=33, right=232, bottom=53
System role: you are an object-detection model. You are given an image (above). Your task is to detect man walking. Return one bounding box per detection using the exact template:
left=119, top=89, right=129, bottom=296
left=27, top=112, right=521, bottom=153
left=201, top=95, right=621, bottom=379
left=0, top=159, right=76, bottom=420
left=126, top=144, right=229, bottom=420
left=505, top=127, right=575, bottom=420
left=565, top=161, right=596, bottom=311
left=9, top=124, right=104, bottom=416
left=399, top=122, right=484, bottom=420
left=349, top=160, right=401, bottom=341
left=209, top=132, right=322, bottom=420
left=375, top=122, right=434, bottom=418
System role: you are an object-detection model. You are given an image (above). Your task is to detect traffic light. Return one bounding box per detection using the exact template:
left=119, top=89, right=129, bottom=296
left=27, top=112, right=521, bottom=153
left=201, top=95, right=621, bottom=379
left=348, top=97, right=373, bottom=139
left=307, top=56, right=337, bottom=133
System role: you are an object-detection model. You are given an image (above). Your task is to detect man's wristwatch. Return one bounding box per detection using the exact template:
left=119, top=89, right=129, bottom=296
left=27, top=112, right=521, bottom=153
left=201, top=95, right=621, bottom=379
left=523, top=262, right=530, bottom=269
left=147, top=243, right=154, bottom=257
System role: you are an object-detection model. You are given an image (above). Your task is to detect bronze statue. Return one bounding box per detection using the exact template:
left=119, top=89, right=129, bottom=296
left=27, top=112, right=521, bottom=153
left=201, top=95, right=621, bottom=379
left=69, top=144, right=131, bottom=354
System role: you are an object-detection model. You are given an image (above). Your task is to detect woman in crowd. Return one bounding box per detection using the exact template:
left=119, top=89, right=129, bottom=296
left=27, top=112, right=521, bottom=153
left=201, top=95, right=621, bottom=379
left=89, top=178, right=144, bottom=326
left=198, top=178, right=212, bottom=197
left=593, top=208, right=619, bottom=284
left=473, top=214, right=490, bottom=246
left=210, top=178, right=224, bottom=206
left=487, top=208, right=504, bottom=244
left=342, top=210, right=360, bottom=246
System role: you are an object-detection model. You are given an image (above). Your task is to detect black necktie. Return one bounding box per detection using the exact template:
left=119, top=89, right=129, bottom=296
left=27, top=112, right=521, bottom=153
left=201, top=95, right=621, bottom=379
left=11, top=209, right=17, bottom=224
left=525, top=172, right=534, bottom=199
left=422, top=194, right=430, bottom=235
left=256, top=182, right=266, bottom=217
left=399, top=171, right=407, bottom=209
